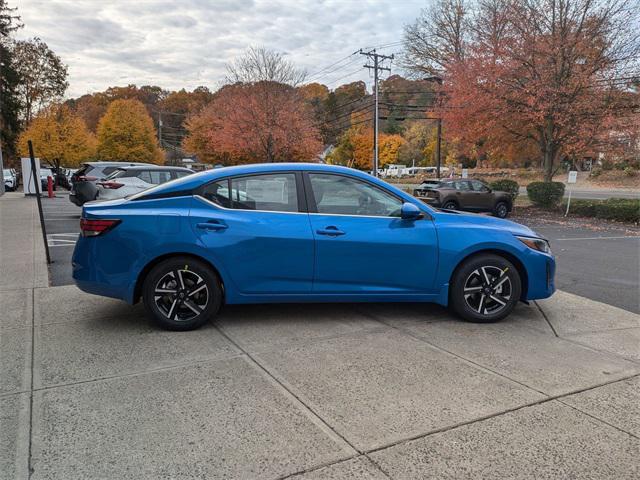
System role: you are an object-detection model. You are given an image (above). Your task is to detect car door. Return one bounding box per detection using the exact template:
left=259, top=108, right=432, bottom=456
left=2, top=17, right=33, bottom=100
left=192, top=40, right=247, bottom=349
left=452, top=181, right=475, bottom=209
left=469, top=180, right=494, bottom=211
left=305, top=172, right=439, bottom=294
left=190, top=172, right=314, bottom=294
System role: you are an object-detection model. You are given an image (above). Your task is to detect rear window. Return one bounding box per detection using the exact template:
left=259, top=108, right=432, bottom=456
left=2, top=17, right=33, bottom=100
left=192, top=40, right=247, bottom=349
left=104, top=169, right=130, bottom=180
left=137, top=170, right=172, bottom=184
left=74, top=165, right=91, bottom=177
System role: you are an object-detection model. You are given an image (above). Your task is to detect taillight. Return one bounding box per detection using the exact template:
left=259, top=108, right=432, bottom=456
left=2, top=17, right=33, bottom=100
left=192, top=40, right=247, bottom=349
left=78, top=175, right=98, bottom=182
left=80, top=218, right=121, bottom=237
left=97, top=181, right=124, bottom=189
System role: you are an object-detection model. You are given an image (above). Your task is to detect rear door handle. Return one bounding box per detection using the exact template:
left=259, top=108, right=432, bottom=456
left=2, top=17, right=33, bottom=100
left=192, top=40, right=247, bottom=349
left=316, top=226, right=345, bottom=236
left=197, top=221, right=228, bottom=231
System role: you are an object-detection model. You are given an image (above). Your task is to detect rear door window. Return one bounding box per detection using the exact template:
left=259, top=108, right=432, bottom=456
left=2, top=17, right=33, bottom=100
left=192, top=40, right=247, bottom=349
left=200, top=180, right=231, bottom=208
left=230, top=173, right=298, bottom=212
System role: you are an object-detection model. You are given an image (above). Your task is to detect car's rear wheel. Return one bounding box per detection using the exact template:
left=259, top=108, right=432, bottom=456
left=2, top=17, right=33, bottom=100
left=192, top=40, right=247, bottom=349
left=442, top=200, right=458, bottom=210
left=450, top=254, right=521, bottom=323
left=142, top=256, right=222, bottom=331
left=494, top=201, right=509, bottom=218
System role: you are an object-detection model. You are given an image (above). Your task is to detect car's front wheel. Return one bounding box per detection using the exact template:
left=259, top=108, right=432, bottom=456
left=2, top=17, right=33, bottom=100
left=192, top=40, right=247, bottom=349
left=142, top=256, right=222, bottom=331
left=442, top=200, right=458, bottom=210
left=450, top=254, right=521, bottom=323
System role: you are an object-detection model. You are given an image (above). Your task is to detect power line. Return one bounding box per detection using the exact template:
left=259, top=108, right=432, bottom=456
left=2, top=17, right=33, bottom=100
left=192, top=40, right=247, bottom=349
left=305, top=51, right=360, bottom=81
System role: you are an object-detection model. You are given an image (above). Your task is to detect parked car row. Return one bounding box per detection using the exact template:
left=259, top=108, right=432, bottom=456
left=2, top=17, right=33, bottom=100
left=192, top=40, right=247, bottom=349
left=70, top=162, right=193, bottom=206
left=414, top=178, right=513, bottom=218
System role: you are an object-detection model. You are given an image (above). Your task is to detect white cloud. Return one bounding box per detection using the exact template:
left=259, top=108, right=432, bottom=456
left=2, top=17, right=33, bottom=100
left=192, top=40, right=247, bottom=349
left=15, top=0, right=425, bottom=97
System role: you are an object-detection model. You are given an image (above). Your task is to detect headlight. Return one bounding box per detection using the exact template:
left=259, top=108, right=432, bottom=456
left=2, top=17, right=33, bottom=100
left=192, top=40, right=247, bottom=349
left=516, top=236, right=551, bottom=254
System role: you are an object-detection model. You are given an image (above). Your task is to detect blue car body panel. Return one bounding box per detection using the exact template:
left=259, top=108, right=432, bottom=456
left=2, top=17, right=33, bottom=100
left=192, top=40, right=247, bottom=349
left=72, top=163, right=555, bottom=307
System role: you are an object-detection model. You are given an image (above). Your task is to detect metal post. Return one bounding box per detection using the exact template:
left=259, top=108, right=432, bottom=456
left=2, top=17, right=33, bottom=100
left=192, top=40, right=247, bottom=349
left=436, top=118, right=442, bottom=179
left=28, top=140, right=51, bottom=264
left=0, top=142, right=5, bottom=196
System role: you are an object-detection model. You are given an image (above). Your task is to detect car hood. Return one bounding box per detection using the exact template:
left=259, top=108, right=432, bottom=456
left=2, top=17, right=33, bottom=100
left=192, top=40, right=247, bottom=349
left=433, top=210, right=540, bottom=238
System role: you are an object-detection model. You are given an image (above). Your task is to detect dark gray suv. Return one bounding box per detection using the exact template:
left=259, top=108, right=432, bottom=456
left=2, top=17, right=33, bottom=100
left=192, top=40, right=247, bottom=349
left=414, top=179, right=513, bottom=218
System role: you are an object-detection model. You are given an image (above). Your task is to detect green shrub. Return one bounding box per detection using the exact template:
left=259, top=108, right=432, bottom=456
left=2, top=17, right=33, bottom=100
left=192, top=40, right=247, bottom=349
left=566, top=198, right=640, bottom=223
left=527, top=182, right=565, bottom=208
left=590, top=167, right=602, bottom=177
left=489, top=179, right=519, bottom=199
left=623, top=166, right=637, bottom=177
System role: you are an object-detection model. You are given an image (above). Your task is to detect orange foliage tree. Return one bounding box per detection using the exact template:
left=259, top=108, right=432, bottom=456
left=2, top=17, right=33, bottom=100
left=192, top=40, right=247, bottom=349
left=405, top=0, right=640, bottom=179
left=184, top=82, right=322, bottom=164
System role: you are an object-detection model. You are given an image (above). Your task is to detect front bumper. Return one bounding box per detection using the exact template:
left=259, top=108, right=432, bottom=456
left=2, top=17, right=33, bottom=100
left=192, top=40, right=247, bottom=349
left=524, top=250, right=556, bottom=301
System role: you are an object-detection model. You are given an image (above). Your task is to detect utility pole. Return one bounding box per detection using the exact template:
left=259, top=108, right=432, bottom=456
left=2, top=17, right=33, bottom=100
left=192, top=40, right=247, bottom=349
left=158, top=111, right=162, bottom=145
left=360, top=49, right=393, bottom=177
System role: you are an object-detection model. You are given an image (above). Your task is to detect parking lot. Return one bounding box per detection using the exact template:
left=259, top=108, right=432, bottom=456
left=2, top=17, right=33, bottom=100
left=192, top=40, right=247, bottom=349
left=1, top=193, right=639, bottom=479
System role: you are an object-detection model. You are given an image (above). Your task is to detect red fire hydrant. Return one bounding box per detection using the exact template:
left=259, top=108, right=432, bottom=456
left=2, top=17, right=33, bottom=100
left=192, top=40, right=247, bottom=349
left=47, top=176, right=54, bottom=198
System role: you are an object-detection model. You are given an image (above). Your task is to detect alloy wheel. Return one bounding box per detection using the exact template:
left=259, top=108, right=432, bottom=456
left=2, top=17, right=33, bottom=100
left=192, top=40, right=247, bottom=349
left=463, top=265, right=512, bottom=315
left=154, top=269, right=209, bottom=322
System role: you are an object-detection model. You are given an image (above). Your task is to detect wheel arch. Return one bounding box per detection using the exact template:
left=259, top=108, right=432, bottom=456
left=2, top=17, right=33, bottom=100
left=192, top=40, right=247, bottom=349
left=449, top=248, right=528, bottom=301
left=494, top=196, right=513, bottom=211
left=441, top=196, right=459, bottom=209
left=133, top=252, right=225, bottom=304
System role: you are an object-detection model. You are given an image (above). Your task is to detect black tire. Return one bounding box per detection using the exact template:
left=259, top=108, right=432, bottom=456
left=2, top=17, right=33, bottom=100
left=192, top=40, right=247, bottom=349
left=493, top=201, right=509, bottom=218
left=450, top=253, right=521, bottom=323
left=142, top=256, right=222, bottom=331
left=442, top=200, right=458, bottom=210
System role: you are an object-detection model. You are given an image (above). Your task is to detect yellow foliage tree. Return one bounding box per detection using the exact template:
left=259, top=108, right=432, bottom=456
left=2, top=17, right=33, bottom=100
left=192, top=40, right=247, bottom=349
left=328, top=124, right=406, bottom=170
left=18, top=103, right=96, bottom=168
left=96, top=99, right=163, bottom=164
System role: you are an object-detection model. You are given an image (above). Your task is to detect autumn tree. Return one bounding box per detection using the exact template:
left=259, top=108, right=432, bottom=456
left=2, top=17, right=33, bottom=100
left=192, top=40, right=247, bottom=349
left=226, top=46, right=307, bottom=85
left=185, top=48, right=321, bottom=163
left=17, top=104, right=96, bottom=171
left=12, top=37, right=68, bottom=123
left=404, top=0, right=640, bottom=180
left=328, top=122, right=406, bottom=170
left=96, top=99, right=163, bottom=164
left=401, top=0, right=469, bottom=77
left=185, top=82, right=322, bottom=164
left=0, top=0, right=22, bottom=163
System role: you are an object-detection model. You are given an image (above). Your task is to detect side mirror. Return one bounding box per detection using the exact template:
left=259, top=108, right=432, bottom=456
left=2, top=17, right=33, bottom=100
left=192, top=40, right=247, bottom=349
left=401, top=202, right=423, bottom=220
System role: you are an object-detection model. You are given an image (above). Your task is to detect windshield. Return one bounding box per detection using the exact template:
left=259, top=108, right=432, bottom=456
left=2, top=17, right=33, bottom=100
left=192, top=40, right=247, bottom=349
left=3, top=169, right=11, bottom=176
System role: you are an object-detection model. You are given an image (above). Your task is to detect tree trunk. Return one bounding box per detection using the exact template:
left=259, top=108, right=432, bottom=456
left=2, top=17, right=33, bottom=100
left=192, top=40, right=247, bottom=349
left=541, top=119, right=556, bottom=182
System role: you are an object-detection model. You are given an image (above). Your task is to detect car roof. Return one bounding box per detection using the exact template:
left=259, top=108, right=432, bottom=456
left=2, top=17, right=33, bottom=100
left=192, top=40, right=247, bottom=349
left=84, top=161, right=152, bottom=167
left=113, top=165, right=192, bottom=171
left=132, top=163, right=415, bottom=201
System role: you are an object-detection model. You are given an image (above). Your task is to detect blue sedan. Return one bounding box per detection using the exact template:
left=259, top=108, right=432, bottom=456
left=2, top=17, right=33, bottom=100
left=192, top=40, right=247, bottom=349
left=72, top=163, right=555, bottom=330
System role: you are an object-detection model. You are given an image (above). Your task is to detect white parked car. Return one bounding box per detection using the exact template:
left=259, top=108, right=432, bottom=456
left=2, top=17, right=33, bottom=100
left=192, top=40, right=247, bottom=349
left=96, top=166, right=193, bottom=201
left=3, top=168, right=17, bottom=191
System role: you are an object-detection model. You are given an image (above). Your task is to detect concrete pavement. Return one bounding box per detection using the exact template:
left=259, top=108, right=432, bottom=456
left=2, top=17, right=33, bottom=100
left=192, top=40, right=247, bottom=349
left=1, top=193, right=639, bottom=479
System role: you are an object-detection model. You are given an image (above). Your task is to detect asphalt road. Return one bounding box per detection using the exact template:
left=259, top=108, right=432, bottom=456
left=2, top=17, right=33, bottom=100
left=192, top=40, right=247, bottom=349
left=41, top=191, right=81, bottom=287
left=41, top=192, right=639, bottom=313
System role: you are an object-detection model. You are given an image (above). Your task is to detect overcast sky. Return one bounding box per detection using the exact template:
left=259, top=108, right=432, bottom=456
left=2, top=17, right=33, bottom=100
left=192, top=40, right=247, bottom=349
left=16, top=0, right=426, bottom=98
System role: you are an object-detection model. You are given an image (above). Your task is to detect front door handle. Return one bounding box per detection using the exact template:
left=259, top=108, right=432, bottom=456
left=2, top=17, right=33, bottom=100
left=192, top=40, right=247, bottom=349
left=316, top=226, right=345, bottom=237
left=197, top=221, right=228, bottom=231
